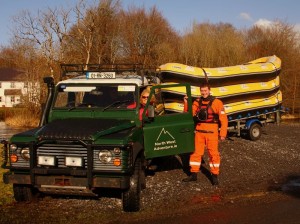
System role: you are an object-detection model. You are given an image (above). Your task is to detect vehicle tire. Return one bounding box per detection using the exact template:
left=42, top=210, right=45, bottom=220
left=122, top=157, right=141, bottom=212
left=13, top=184, right=36, bottom=202
left=140, top=169, right=146, bottom=190
left=140, top=158, right=146, bottom=190
left=248, top=123, right=262, bottom=141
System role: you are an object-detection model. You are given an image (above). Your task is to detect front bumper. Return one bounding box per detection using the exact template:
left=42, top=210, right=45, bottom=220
left=3, top=172, right=130, bottom=190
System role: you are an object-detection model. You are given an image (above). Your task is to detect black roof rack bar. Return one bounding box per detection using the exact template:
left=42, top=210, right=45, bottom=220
left=60, top=63, right=145, bottom=76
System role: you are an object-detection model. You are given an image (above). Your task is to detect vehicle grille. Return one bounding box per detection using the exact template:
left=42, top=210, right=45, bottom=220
left=37, top=143, right=88, bottom=168
left=36, top=143, right=127, bottom=171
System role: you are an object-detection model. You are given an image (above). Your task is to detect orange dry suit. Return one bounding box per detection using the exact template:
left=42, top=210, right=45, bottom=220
left=185, top=96, right=228, bottom=175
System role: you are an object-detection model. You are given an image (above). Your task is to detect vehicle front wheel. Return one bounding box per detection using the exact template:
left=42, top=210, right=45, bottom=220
left=122, top=157, right=141, bottom=212
left=248, top=123, right=262, bottom=141
left=13, top=184, right=37, bottom=202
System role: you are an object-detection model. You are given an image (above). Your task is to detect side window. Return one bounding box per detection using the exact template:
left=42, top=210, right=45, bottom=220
left=55, top=91, right=86, bottom=107
left=153, top=88, right=165, bottom=115
left=150, top=84, right=189, bottom=116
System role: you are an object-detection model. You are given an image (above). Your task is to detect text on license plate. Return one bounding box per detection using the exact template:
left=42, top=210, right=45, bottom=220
left=86, top=72, right=116, bottom=79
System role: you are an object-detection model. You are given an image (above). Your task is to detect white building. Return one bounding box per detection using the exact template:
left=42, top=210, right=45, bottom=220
left=0, top=68, right=39, bottom=107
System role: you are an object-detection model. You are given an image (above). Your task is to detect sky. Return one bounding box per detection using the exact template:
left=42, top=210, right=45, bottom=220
left=1, top=0, right=300, bottom=46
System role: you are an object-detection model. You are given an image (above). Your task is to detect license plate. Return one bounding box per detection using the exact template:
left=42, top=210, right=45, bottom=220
left=86, top=72, right=116, bottom=79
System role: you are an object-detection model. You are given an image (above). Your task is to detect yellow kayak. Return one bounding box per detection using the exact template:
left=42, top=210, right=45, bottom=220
left=224, top=90, right=282, bottom=115
left=159, top=55, right=281, bottom=85
left=164, top=90, right=282, bottom=121
left=161, top=75, right=279, bottom=102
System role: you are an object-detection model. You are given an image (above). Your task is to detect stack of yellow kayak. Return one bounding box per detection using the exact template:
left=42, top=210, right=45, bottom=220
left=159, top=55, right=282, bottom=121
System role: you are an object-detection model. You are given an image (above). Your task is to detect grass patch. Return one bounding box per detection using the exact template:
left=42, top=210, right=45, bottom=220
left=4, top=108, right=40, bottom=128
left=5, top=114, right=39, bottom=128
left=0, top=107, right=40, bottom=128
left=0, top=145, right=14, bottom=205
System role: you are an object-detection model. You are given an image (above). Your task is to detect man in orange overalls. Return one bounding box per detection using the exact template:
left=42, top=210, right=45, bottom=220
left=183, top=82, right=228, bottom=185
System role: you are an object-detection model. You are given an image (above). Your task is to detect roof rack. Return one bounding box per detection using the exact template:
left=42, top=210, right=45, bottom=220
left=61, top=63, right=145, bottom=76
left=60, top=63, right=158, bottom=85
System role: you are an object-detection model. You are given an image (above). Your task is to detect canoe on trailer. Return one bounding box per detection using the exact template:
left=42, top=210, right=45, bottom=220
left=160, top=75, right=280, bottom=103
left=223, top=90, right=282, bottom=121
left=159, top=55, right=281, bottom=86
left=164, top=90, right=282, bottom=122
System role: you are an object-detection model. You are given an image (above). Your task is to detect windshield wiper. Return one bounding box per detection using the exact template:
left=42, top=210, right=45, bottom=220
left=102, top=100, right=130, bottom=111
left=67, top=101, right=76, bottom=111
left=68, top=107, right=76, bottom=111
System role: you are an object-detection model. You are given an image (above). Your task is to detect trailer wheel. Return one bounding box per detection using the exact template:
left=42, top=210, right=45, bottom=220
left=248, top=123, right=262, bottom=141
left=122, top=157, right=141, bottom=212
left=13, top=184, right=36, bottom=202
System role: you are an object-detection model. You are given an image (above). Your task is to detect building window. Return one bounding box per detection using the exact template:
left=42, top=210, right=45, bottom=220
left=24, top=82, right=28, bottom=88
left=11, top=82, right=15, bottom=88
left=0, top=97, right=2, bottom=102
left=0, top=82, right=2, bottom=88
left=11, top=96, right=15, bottom=103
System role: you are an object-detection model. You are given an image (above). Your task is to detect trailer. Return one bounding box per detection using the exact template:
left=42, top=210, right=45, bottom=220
left=227, top=106, right=285, bottom=141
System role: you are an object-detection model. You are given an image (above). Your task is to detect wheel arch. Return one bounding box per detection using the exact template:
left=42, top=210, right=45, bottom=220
left=132, top=142, right=145, bottom=165
left=245, top=118, right=262, bottom=129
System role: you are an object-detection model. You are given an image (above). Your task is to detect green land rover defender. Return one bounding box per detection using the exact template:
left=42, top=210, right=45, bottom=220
left=2, top=64, right=194, bottom=212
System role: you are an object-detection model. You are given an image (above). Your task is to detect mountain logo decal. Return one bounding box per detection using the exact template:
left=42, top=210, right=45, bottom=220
left=154, top=128, right=178, bottom=151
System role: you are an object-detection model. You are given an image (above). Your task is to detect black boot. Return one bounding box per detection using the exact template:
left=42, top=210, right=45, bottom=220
left=182, top=172, right=197, bottom=182
left=211, top=174, right=219, bottom=186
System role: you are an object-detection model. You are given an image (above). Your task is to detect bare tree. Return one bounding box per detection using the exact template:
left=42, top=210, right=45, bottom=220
left=12, top=6, right=72, bottom=75
left=244, top=21, right=300, bottom=114
left=119, top=6, right=179, bottom=67
left=63, top=0, right=122, bottom=65
left=91, top=0, right=122, bottom=64
left=69, top=0, right=97, bottom=66
left=8, top=6, right=72, bottom=123
left=179, top=22, right=246, bottom=67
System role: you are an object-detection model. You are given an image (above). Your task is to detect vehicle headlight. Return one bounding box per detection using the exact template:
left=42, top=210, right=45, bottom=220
left=10, top=144, right=18, bottom=151
left=20, top=148, right=30, bottom=161
left=113, top=147, right=121, bottom=155
left=65, top=156, right=83, bottom=167
left=98, top=150, right=112, bottom=163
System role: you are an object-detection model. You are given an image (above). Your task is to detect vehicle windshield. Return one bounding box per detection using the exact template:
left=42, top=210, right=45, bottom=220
left=54, top=84, right=137, bottom=110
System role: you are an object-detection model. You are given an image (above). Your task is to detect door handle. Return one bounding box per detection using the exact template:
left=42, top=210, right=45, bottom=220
left=180, top=128, right=191, bottom=133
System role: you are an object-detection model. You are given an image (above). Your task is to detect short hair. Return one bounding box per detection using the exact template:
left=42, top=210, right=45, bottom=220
left=200, top=82, right=211, bottom=90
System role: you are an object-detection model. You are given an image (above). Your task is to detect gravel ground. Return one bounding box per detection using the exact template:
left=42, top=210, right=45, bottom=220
left=0, top=122, right=300, bottom=224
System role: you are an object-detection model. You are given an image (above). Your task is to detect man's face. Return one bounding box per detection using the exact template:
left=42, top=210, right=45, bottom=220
left=200, top=86, right=210, bottom=98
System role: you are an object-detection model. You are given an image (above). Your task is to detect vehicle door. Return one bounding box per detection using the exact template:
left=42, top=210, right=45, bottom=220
left=142, top=84, right=195, bottom=159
